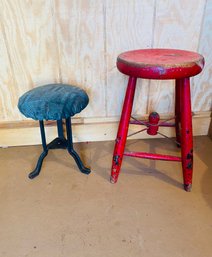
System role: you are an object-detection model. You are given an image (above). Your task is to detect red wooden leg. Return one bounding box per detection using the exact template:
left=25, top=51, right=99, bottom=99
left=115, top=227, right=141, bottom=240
left=180, top=78, right=193, bottom=192
left=110, top=77, right=137, bottom=183
left=175, top=79, right=181, bottom=147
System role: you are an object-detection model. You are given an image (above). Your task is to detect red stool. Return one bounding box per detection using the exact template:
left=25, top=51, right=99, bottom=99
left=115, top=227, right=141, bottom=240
left=110, top=49, right=204, bottom=191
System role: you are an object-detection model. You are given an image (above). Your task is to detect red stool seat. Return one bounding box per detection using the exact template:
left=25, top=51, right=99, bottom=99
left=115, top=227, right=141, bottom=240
left=117, top=49, right=204, bottom=79
left=111, top=48, right=205, bottom=191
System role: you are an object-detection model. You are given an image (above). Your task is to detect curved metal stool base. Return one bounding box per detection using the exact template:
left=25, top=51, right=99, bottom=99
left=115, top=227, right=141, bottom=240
left=29, top=119, right=91, bottom=179
left=29, top=151, right=48, bottom=179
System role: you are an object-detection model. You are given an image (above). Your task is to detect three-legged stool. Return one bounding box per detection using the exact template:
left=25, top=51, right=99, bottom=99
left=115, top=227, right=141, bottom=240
left=110, top=49, right=204, bottom=191
left=18, top=83, right=91, bottom=179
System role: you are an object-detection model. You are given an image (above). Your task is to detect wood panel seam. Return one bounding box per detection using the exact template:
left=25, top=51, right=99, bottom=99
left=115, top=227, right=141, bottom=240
left=147, top=0, right=157, bottom=114
left=103, top=1, right=108, bottom=117
left=197, top=0, right=207, bottom=53
left=52, top=0, right=62, bottom=83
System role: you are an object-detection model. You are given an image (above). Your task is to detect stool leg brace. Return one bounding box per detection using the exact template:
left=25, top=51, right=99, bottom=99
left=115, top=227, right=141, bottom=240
left=28, top=118, right=90, bottom=179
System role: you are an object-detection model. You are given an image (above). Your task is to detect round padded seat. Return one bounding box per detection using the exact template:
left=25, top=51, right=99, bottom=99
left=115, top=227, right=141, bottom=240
left=117, top=49, right=204, bottom=79
left=18, top=83, right=89, bottom=120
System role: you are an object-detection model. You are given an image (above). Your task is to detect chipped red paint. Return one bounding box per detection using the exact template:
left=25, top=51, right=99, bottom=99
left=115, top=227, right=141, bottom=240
left=110, top=77, right=137, bottom=184
left=180, top=78, right=193, bottom=192
left=124, top=151, right=181, bottom=162
left=117, top=49, right=204, bottom=80
left=111, top=49, right=204, bottom=191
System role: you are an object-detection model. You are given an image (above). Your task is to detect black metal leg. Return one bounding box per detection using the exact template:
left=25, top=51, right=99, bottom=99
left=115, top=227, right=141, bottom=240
left=57, top=120, right=65, bottom=139
left=46, top=120, right=67, bottom=149
left=28, top=151, right=48, bottom=179
left=29, top=118, right=91, bottom=179
left=66, top=117, right=73, bottom=148
left=66, top=118, right=91, bottom=174
left=29, top=120, right=48, bottom=179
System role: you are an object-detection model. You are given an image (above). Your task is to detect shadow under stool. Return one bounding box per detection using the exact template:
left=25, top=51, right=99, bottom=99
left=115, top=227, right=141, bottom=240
left=110, top=49, right=204, bottom=191
left=18, top=83, right=91, bottom=179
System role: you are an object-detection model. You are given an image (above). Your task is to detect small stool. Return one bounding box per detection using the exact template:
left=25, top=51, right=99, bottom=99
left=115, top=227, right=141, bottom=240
left=110, top=49, right=204, bottom=191
left=18, top=83, right=91, bottom=179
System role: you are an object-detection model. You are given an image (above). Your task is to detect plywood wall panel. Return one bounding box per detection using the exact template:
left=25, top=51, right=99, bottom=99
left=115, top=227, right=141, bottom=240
left=105, top=0, right=155, bottom=117
left=153, top=0, right=205, bottom=50
left=0, top=22, right=17, bottom=120
left=54, top=0, right=106, bottom=117
left=148, top=0, right=206, bottom=114
left=0, top=0, right=211, bottom=144
left=193, top=0, right=212, bottom=112
left=0, top=0, right=60, bottom=121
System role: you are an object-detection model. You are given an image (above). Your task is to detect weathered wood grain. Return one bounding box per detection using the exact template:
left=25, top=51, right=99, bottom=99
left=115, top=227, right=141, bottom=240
left=193, top=0, right=212, bottom=112
left=148, top=0, right=206, bottom=114
left=0, top=21, right=16, bottom=120
left=54, top=0, right=105, bottom=117
left=105, top=0, right=155, bottom=116
left=0, top=0, right=60, bottom=121
left=0, top=0, right=211, bottom=146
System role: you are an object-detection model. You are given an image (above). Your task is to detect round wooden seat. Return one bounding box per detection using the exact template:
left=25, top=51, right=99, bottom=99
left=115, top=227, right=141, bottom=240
left=117, top=49, right=204, bottom=79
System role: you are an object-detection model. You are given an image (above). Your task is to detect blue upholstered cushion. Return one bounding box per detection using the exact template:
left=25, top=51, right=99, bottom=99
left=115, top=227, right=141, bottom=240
left=18, top=84, right=89, bottom=120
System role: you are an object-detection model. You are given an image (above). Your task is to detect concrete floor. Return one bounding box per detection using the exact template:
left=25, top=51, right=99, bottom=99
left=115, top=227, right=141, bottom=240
left=0, top=136, right=211, bottom=257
